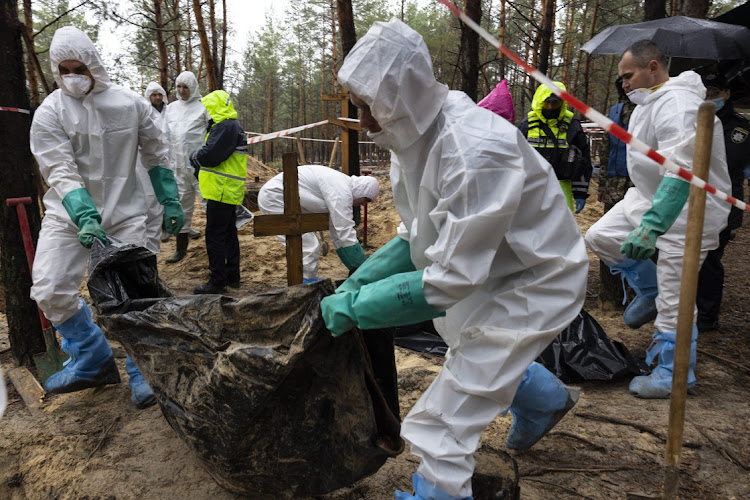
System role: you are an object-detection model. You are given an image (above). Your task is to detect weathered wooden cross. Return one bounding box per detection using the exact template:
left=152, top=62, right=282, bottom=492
left=253, top=153, right=330, bottom=286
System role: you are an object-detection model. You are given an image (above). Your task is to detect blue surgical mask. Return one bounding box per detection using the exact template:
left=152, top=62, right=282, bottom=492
left=709, top=98, right=725, bottom=112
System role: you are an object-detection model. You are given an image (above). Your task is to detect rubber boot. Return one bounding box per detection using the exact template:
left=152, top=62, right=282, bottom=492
left=126, top=356, right=156, bottom=409
left=611, top=258, right=658, bottom=329
left=166, top=232, right=188, bottom=263
left=506, top=362, right=580, bottom=450
left=188, top=228, right=201, bottom=240
left=44, top=299, right=121, bottom=395
left=395, top=474, right=472, bottom=500
left=629, top=326, right=697, bottom=399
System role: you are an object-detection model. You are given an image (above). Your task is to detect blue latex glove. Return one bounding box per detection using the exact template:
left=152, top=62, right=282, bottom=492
left=744, top=166, right=750, bottom=179
left=148, top=165, right=185, bottom=234
left=321, top=269, right=445, bottom=337
left=574, top=198, right=586, bottom=214
left=335, top=242, right=367, bottom=271
left=61, top=187, right=110, bottom=248
left=621, top=176, right=690, bottom=260
left=336, top=236, right=416, bottom=294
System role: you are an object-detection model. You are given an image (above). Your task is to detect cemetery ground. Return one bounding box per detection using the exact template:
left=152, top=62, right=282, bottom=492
left=1, top=173, right=749, bottom=499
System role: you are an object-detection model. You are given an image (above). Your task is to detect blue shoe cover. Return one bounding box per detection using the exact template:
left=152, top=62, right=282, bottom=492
left=629, top=328, right=697, bottom=399
left=611, top=259, right=658, bottom=329
left=395, top=474, right=473, bottom=500
left=623, top=295, right=657, bottom=328
left=44, top=300, right=121, bottom=395
left=302, top=277, right=322, bottom=284
left=507, top=362, right=580, bottom=450
left=126, top=356, right=156, bottom=409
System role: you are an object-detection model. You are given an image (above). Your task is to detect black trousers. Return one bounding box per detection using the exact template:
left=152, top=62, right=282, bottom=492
left=696, top=225, right=731, bottom=324
left=205, top=199, right=240, bottom=286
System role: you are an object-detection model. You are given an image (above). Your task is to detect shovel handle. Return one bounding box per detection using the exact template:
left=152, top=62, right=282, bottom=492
left=5, top=196, right=52, bottom=329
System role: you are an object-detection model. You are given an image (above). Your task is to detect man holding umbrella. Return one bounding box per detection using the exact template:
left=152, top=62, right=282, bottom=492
left=585, top=40, right=731, bottom=398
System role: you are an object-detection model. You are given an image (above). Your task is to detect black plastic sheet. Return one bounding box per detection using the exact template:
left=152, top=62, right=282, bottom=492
left=88, top=243, right=402, bottom=498
left=392, top=313, right=648, bottom=384
left=536, top=309, right=649, bottom=383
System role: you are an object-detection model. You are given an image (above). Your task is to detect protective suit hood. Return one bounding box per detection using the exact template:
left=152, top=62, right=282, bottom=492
left=337, top=18, right=449, bottom=152
left=478, top=79, right=515, bottom=122
left=145, top=81, right=167, bottom=101
left=350, top=175, right=380, bottom=201
left=50, top=26, right=111, bottom=96
left=638, top=71, right=706, bottom=105
left=201, top=90, right=238, bottom=124
left=530, top=81, right=572, bottom=125
left=175, top=71, right=201, bottom=102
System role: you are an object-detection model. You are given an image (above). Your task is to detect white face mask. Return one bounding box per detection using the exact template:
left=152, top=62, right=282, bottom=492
left=62, top=74, right=93, bottom=97
left=626, top=88, right=652, bottom=106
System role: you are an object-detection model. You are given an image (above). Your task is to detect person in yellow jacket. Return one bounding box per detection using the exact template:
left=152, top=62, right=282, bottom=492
left=518, top=82, right=592, bottom=213
left=189, top=90, right=247, bottom=294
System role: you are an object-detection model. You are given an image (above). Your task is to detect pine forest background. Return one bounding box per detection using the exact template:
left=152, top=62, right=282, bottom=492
left=18, top=0, right=746, bottom=168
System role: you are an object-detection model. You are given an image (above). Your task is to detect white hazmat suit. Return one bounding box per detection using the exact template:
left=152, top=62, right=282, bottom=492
left=30, top=27, right=171, bottom=324
left=586, top=71, right=730, bottom=332
left=257, top=165, right=379, bottom=280
left=166, top=71, right=209, bottom=235
left=137, top=82, right=173, bottom=253
left=337, top=19, right=589, bottom=497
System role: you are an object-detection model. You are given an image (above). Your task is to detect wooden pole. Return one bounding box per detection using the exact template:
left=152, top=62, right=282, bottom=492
left=329, top=136, right=340, bottom=168
left=296, top=136, right=307, bottom=164
left=662, top=101, right=716, bottom=499
left=283, top=153, right=304, bottom=286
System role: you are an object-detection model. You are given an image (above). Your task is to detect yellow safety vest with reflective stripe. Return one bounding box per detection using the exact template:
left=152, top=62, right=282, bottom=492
left=198, top=142, right=247, bottom=205
left=197, top=90, right=247, bottom=205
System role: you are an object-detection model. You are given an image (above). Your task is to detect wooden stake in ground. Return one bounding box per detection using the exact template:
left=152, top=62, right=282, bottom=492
left=253, top=153, right=329, bottom=286
left=662, top=101, right=715, bottom=499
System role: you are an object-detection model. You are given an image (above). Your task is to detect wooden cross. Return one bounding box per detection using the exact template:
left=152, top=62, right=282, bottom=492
left=253, top=153, right=330, bottom=286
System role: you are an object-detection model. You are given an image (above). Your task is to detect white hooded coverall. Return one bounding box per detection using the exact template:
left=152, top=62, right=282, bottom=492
left=137, top=82, right=173, bottom=253
left=585, top=71, right=730, bottom=333
left=338, top=19, right=589, bottom=497
left=29, top=27, right=170, bottom=324
left=257, top=165, right=378, bottom=280
left=166, top=71, right=209, bottom=234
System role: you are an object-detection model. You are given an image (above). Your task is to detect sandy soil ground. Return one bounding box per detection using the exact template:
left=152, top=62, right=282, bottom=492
left=1, top=166, right=749, bottom=500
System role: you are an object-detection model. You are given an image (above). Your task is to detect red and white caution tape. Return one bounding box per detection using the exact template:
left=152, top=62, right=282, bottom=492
left=436, top=0, right=748, bottom=212
left=0, top=106, right=31, bottom=115
left=247, top=119, right=329, bottom=145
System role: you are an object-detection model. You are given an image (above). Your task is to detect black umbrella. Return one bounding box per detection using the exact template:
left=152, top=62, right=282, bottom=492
left=581, top=16, right=750, bottom=60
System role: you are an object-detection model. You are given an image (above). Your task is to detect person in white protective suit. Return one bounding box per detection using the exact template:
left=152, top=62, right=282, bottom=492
left=29, top=27, right=184, bottom=408
left=321, top=19, right=589, bottom=500
left=585, top=40, right=730, bottom=399
left=165, top=71, right=209, bottom=262
left=137, top=82, right=173, bottom=253
left=257, top=165, right=380, bottom=283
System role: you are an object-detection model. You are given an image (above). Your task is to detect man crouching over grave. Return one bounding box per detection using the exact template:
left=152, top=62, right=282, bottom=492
left=258, top=165, right=380, bottom=283
left=321, top=19, right=589, bottom=500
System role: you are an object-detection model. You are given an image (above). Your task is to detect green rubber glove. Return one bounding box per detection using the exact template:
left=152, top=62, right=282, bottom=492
left=61, top=187, right=110, bottom=248
left=621, top=176, right=690, bottom=260
left=148, top=165, right=185, bottom=234
left=321, top=269, right=445, bottom=337
left=336, top=237, right=416, bottom=294
left=335, top=243, right=367, bottom=271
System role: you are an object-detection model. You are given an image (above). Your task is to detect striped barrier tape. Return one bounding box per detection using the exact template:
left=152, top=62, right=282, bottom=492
left=0, top=106, right=31, bottom=115
left=247, top=119, right=329, bottom=145
left=436, top=0, right=748, bottom=212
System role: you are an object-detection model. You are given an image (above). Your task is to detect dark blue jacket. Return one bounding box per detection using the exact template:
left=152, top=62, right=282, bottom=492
left=607, top=102, right=630, bottom=177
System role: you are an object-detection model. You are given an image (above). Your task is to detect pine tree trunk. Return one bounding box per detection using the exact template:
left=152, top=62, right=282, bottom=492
left=458, top=0, right=481, bottom=101
left=0, top=0, right=47, bottom=366
left=154, top=0, right=169, bottom=91
left=220, top=0, right=227, bottom=88
left=171, top=0, right=182, bottom=82
left=582, top=0, right=599, bottom=104
left=191, top=0, right=218, bottom=90
left=644, top=0, right=667, bottom=20
left=537, top=0, right=555, bottom=77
